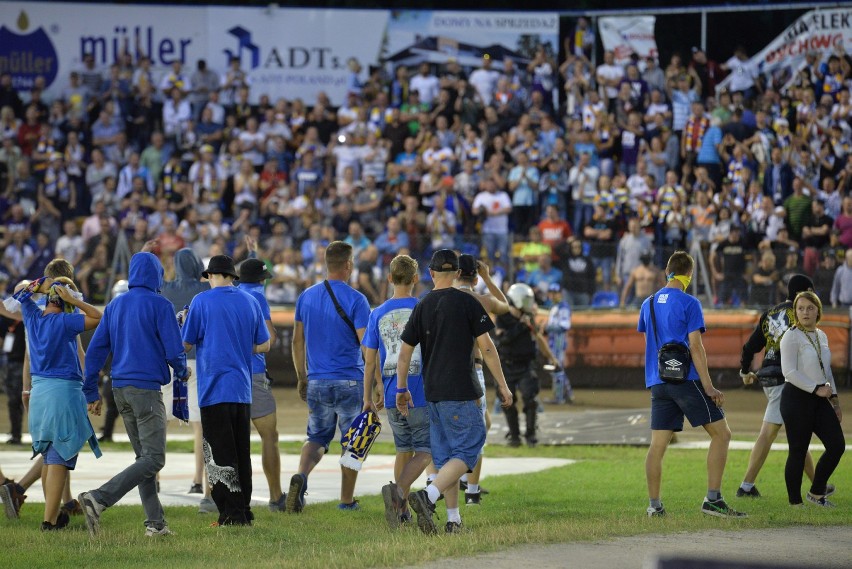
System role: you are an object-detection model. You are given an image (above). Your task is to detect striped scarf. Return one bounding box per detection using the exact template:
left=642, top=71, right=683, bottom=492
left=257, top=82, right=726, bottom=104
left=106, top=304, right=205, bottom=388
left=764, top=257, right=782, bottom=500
left=3, top=277, right=46, bottom=313
left=339, top=411, right=382, bottom=471
left=684, top=116, right=708, bottom=152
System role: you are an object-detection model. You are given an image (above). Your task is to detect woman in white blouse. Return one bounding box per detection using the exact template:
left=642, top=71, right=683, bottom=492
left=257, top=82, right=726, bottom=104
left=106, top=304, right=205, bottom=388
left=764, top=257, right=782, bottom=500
left=779, top=291, right=845, bottom=507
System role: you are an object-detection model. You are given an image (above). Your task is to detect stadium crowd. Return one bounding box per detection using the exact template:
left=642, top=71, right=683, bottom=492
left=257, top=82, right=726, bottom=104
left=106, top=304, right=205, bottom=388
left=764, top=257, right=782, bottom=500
left=0, top=36, right=851, bottom=310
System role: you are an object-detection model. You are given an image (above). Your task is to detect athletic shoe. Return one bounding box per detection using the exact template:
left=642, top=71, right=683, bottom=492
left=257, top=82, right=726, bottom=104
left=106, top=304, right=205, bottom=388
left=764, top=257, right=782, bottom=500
left=41, top=512, right=69, bottom=531
left=382, top=482, right=405, bottom=529
left=646, top=505, right=666, bottom=517
left=5, top=437, right=21, bottom=445
left=408, top=489, right=438, bottom=535
left=806, top=492, right=836, bottom=508
left=506, top=434, right=521, bottom=448
left=79, top=492, right=106, bottom=536
left=736, top=486, right=761, bottom=498
left=445, top=521, right=463, bottom=534
left=701, top=498, right=748, bottom=518
left=459, top=480, right=489, bottom=495
left=188, top=483, right=203, bottom=494
left=268, top=493, right=286, bottom=513
left=198, top=497, right=218, bottom=514
left=97, top=435, right=112, bottom=443
left=337, top=500, right=360, bottom=511
left=0, top=482, right=26, bottom=519
left=824, top=484, right=836, bottom=497
left=61, top=498, right=83, bottom=516
left=145, top=524, right=173, bottom=537
left=465, top=492, right=481, bottom=506
left=285, top=473, right=307, bottom=513
left=399, top=510, right=412, bottom=525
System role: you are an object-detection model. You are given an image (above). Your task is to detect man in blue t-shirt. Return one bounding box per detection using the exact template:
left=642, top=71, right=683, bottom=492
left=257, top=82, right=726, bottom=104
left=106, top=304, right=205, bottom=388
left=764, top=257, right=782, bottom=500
left=79, top=252, right=188, bottom=537
left=287, top=241, right=371, bottom=513
left=637, top=251, right=745, bottom=520
left=236, top=258, right=284, bottom=512
left=362, top=254, right=428, bottom=529
left=181, top=255, right=271, bottom=526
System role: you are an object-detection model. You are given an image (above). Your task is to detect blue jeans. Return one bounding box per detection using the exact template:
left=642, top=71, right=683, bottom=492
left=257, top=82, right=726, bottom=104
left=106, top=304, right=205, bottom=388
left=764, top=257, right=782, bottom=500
left=92, top=386, right=167, bottom=529
left=386, top=406, right=431, bottom=453
left=427, top=400, right=485, bottom=471
left=482, top=232, right=509, bottom=264
left=306, top=380, right=363, bottom=450
left=572, top=204, right=594, bottom=237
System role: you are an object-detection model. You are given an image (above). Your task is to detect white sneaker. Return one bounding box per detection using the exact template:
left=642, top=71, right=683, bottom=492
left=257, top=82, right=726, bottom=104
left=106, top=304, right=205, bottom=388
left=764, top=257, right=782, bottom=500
left=145, top=524, right=173, bottom=537
left=79, top=492, right=106, bottom=536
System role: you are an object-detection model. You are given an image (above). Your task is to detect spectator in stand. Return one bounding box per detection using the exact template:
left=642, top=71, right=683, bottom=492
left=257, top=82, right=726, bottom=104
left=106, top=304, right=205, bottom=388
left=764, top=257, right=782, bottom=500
left=596, top=50, right=624, bottom=113
left=720, top=46, right=760, bottom=101
left=583, top=204, right=617, bottom=291
left=472, top=177, right=512, bottom=265
left=538, top=204, right=572, bottom=248
left=615, top=216, right=653, bottom=291
left=783, top=177, right=812, bottom=241
left=409, top=63, right=440, bottom=107
left=507, top=151, right=539, bottom=237
left=830, top=249, right=852, bottom=308
left=833, top=196, right=852, bottom=248
left=557, top=238, right=595, bottom=307
left=749, top=250, right=778, bottom=307
left=801, top=199, right=833, bottom=275
left=712, top=225, right=750, bottom=307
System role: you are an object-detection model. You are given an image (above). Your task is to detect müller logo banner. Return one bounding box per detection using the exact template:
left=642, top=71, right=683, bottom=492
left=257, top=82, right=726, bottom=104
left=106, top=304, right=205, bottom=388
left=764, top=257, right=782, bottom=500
left=716, top=7, right=852, bottom=93
left=0, top=2, right=557, bottom=105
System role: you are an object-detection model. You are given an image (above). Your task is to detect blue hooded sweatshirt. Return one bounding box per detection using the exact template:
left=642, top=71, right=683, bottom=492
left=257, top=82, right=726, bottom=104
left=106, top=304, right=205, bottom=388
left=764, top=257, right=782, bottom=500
left=84, top=252, right=188, bottom=396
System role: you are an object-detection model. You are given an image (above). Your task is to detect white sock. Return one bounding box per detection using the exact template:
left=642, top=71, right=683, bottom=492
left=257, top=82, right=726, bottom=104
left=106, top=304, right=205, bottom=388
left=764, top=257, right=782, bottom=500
left=426, top=474, right=437, bottom=484
left=460, top=474, right=469, bottom=483
left=447, top=507, right=461, bottom=524
left=426, top=484, right=441, bottom=504
left=740, top=482, right=754, bottom=491
left=467, top=483, right=480, bottom=494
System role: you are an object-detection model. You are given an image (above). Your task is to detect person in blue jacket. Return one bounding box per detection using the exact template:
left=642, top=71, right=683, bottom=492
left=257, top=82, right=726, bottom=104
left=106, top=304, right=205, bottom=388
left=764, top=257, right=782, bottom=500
left=20, top=277, right=102, bottom=531
left=78, top=252, right=190, bottom=537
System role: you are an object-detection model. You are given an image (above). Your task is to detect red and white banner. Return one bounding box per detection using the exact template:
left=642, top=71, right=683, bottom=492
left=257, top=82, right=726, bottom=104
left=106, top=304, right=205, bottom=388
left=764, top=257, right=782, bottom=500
left=598, top=16, right=658, bottom=65
left=716, top=8, right=852, bottom=92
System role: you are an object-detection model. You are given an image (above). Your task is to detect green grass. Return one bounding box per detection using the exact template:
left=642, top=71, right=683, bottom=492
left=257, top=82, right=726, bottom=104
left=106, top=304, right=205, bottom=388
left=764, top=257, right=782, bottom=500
left=2, top=447, right=851, bottom=569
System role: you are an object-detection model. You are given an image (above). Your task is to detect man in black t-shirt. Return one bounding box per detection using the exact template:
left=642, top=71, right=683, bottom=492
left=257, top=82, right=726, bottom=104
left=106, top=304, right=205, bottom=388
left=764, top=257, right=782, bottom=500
left=711, top=226, right=750, bottom=307
left=396, top=249, right=512, bottom=535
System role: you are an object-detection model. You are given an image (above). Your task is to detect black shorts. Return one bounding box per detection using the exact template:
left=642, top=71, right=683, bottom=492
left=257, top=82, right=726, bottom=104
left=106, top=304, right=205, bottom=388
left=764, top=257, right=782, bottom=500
left=650, top=381, right=725, bottom=431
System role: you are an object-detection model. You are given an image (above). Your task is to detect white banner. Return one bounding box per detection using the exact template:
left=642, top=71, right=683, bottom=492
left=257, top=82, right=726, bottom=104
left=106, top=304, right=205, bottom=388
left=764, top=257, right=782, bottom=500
left=598, top=16, right=658, bottom=65
left=716, top=8, right=852, bottom=93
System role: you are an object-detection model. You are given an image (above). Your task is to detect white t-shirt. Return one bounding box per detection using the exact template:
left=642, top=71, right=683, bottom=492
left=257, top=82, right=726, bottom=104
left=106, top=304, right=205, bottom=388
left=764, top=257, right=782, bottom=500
left=472, top=190, right=512, bottom=234
left=469, top=68, right=501, bottom=105
left=596, top=64, right=624, bottom=99
left=724, top=56, right=756, bottom=92
left=409, top=74, right=441, bottom=105
left=239, top=131, right=267, bottom=166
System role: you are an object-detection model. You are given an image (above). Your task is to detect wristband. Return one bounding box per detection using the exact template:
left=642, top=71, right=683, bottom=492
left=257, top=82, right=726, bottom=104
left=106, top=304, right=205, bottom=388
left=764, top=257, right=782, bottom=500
left=396, top=387, right=409, bottom=394
left=21, top=390, right=30, bottom=395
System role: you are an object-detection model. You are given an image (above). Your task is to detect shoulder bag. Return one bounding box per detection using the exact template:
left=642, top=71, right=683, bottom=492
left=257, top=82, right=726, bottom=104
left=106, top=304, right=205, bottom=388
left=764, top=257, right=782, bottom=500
left=649, top=294, right=692, bottom=384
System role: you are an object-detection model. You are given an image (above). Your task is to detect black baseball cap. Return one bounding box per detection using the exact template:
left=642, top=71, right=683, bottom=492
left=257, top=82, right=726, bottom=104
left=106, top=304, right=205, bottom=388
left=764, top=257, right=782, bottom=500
left=429, top=249, right=459, bottom=272
left=458, top=254, right=477, bottom=277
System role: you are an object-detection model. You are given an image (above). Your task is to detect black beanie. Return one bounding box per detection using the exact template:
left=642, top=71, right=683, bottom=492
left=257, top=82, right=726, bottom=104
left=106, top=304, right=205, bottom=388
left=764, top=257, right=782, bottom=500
left=786, top=274, right=814, bottom=301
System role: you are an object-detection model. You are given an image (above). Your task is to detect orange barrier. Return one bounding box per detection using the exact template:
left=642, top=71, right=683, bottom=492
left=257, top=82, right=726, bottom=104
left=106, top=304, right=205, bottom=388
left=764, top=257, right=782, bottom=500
left=271, top=307, right=850, bottom=370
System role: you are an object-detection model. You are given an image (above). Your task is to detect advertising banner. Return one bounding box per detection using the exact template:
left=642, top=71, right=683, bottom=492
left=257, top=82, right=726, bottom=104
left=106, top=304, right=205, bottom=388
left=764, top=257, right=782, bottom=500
left=598, top=16, right=658, bottom=65
left=716, top=8, right=852, bottom=92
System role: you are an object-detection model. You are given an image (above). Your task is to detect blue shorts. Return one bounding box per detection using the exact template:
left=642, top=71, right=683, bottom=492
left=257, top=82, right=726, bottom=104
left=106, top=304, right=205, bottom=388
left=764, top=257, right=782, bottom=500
left=650, top=381, right=725, bottom=431
left=43, top=444, right=78, bottom=469
left=427, top=400, right=486, bottom=471
left=386, top=406, right=431, bottom=454
left=306, top=379, right=363, bottom=450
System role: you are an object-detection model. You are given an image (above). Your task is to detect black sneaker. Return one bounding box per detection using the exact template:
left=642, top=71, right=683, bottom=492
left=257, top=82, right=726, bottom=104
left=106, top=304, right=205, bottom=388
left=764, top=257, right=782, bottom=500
left=285, top=473, right=307, bottom=513
left=41, top=511, right=70, bottom=531
left=189, top=483, right=203, bottom=495
left=445, top=521, right=463, bottom=534
left=507, top=435, right=521, bottom=448
left=646, top=504, right=666, bottom=517
left=701, top=498, right=748, bottom=518
left=459, top=480, right=489, bottom=495
left=736, top=486, right=761, bottom=498
left=465, top=492, right=481, bottom=506
left=408, top=489, right=437, bottom=535
left=399, top=510, right=412, bottom=525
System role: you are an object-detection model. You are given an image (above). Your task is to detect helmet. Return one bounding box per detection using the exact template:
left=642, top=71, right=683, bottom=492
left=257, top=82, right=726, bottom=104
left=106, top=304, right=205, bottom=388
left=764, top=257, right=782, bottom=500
left=506, top=283, right=535, bottom=313
left=111, top=279, right=129, bottom=300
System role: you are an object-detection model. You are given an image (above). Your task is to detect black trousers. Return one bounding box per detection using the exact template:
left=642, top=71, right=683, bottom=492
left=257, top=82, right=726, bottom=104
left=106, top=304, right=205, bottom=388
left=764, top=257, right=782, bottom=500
left=200, top=403, right=253, bottom=525
left=4, top=361, right=23, bottom=440
left=501, top=360, right=539, bottom=439
left=780, top=383, right=846, bottom=504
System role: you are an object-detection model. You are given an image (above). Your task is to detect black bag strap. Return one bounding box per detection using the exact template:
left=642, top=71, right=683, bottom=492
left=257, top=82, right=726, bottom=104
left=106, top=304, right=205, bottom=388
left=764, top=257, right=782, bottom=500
left=648, top=293, right=661, bottom=346
left=323, top=280, right=360, bottom=347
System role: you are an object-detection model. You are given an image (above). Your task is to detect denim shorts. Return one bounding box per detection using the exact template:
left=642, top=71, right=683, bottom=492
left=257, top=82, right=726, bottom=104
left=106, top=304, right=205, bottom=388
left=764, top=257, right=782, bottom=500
left=306, top=379, right=363, bottom=450
left=385, top=406, right=431, bottom=453
left=650, top=381, right=725, bottom=431
left=43, top=444, right=78, bottom=469
left=427, top=400, right=486, bottom=471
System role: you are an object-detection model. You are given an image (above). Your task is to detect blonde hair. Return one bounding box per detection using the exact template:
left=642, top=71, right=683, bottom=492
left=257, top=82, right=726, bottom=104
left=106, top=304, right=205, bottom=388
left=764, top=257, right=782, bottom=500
left=389, top=254, right=418, bottom=285
left=792, top=291, right=823, bottom=327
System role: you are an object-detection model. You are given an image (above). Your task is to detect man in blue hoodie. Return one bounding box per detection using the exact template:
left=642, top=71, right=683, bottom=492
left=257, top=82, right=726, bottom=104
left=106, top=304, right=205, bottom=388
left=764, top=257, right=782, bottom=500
left=78, top=252, right=189, bottom=537
left=162, top=248, right=212, bottom=508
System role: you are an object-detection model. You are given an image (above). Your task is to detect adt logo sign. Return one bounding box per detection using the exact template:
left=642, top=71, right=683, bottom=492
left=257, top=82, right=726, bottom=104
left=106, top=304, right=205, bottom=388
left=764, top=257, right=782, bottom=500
left=0, top=11, right=59, bottom=90
left=224, top=26, right=260, bottom=70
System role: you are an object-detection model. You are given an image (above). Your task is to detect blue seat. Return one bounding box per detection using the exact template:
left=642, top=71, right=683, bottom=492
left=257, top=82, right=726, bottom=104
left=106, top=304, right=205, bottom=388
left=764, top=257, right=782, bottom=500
left=590, top=291, right=619, bottom=308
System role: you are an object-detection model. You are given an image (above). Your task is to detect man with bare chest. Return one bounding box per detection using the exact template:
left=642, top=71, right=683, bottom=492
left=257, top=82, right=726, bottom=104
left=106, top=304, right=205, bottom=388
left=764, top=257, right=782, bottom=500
left=621, top=253, right=665, bottom=307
